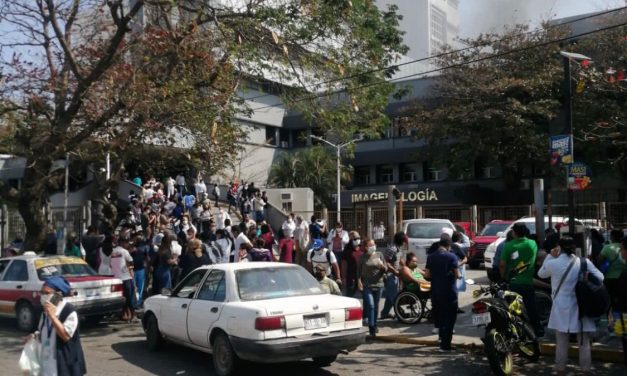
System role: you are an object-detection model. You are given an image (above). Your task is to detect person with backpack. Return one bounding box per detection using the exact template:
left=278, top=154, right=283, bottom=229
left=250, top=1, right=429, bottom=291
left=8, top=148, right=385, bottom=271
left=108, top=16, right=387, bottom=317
left=538, top=238, right=605, bottom=376
left=307, top=239, right=341, bottom=284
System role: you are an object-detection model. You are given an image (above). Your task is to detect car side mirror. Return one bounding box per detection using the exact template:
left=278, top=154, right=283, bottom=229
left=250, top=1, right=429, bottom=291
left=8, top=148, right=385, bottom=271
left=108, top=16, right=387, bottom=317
left=161, top=288, right=172, bottom=296
left=496, top=231, right=504, bottom=237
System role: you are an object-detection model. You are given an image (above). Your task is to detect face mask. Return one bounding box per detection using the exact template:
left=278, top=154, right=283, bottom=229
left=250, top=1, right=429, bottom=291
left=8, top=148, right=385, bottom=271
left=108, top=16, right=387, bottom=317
left=288, top=218, right=293, bottom=223
left=367, top=246, right=376, bottom=254
left=40, top=293, right=52, bottom=306
left=352, top=239, right=361, bottom=246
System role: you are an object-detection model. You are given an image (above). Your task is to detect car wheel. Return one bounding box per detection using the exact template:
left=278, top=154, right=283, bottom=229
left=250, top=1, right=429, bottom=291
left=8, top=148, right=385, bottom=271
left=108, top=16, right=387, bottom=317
left=312, top=354, right=338, bottom=367
left=16, top=302, right=37, bottom=332
left=212, top=332, right=241, bottom=376
left=145, top=314, right=163, bottom=351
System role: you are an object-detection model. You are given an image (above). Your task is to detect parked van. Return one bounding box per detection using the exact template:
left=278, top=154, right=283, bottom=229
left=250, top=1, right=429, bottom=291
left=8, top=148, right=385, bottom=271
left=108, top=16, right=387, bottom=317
left=403, top=219, right=455, bottom=265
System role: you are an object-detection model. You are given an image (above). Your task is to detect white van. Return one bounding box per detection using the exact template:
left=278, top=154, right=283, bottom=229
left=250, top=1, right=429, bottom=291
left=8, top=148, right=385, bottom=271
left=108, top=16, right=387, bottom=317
left=403, top=219, right=456, bottom=265
left=484, top=216, right=587, bottom=275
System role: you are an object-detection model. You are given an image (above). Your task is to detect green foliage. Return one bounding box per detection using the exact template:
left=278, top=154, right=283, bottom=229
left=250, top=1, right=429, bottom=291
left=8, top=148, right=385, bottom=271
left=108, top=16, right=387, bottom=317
left=0, top=0, right=406, bottom=249
left=410, top=24, right=566, bottom=181
left=269, top=146, right=352, bottom=208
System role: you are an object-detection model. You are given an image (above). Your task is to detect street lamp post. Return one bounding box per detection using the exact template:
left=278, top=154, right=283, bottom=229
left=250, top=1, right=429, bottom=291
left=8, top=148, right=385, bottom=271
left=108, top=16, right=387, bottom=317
left=560, top=51, right=591, bottom=238
left=310, top=135, right=363, bottom=223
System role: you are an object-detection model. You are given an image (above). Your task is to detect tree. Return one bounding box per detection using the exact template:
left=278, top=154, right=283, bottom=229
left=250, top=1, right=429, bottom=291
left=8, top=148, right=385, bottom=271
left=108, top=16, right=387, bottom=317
left=269, top=146, right=352, bottom=208
left=0, top=0, right=406, bottom=251
left=408, top=18, right=626, bottom=185
left=408, top=24, right=567, bottom=185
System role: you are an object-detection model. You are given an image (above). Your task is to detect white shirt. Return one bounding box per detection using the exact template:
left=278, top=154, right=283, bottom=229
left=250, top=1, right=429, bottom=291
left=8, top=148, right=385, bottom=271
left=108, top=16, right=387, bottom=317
left=282, top=219, right=296, bottom=238
left=166, top=177, right=175, bottom=188
left=294, top=221, right=310, bottom=250
left=40, top=300, right=79, bottom=376
left=307, top=248, right=338, bottom=275
left=195, top=182, right=206, bottom=194
left=176, top=175, right=185, bottom=186
left=234, top=233, right=252, bottom=257
left=538, top=253, right=604, bottom=333
left=215, top=210, right=231, bottom=230
left=110, top=246, right=133, bottom=281
left=98, top=249, right=112, bottom=275
left=373, top=225, right=385, bottom=240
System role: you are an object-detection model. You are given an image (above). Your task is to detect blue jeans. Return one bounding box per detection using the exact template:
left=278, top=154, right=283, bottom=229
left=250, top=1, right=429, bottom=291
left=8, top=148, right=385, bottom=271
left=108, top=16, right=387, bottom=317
left=134, top=269, right=145, bottom=308
left=363, top=286, right=383, bottom=333
left=381, top=274, right=399, bottom=317
left=155, top=265, right=172, bottom=293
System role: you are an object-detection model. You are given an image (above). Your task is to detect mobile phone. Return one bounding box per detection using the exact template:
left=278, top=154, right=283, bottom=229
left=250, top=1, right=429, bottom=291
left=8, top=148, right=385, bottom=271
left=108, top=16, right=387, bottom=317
left=49, top=292, right=63, bottom=306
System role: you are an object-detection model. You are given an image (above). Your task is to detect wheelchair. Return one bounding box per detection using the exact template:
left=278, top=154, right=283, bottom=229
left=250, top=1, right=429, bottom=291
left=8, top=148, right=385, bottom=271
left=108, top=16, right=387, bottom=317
left=394, top=283, right=432, bottom=325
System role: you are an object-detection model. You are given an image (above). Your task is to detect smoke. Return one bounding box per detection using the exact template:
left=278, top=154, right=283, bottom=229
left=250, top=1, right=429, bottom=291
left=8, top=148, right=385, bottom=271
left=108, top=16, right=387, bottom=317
left=458, top=0, right=626, bottom=38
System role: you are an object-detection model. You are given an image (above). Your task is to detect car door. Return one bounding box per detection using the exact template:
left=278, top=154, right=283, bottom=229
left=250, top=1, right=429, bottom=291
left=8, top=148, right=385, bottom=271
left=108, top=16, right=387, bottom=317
left=0, top=260, right=31, bottom=315
left=159, top=269, right=208, bottom=343
left=187, top=270, right=227, bottom=348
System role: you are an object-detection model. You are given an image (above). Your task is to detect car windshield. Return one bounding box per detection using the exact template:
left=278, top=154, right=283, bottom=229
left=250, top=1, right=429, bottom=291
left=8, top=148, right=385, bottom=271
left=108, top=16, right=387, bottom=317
left=236, top=266, right=324, bottom=301
left=406, top=222, right=450, bottom=239
left=480, top=223, right=511, bottom=236
left=36, top=262, right=97, bottom=280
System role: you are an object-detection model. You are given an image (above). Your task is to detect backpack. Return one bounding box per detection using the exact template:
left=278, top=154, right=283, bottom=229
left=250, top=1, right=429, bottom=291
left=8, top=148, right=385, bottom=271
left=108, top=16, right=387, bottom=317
left=575, top=257, right=610, bottom=318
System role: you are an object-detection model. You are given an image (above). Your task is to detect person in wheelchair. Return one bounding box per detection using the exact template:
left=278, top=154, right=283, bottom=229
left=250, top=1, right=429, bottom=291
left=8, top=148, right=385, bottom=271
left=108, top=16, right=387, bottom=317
left=400, top=252, right=430, bottom=294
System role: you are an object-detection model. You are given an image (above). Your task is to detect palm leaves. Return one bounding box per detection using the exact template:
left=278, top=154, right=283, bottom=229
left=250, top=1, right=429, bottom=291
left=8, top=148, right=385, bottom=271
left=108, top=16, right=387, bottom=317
left=270, top=146, right=352, bottom=208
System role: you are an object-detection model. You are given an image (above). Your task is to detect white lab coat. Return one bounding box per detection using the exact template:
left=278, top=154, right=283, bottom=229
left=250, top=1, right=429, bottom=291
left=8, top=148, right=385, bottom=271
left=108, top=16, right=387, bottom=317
left=538, top=253, right=604, bottom=333
left=326, top=229, right=349, bottom=250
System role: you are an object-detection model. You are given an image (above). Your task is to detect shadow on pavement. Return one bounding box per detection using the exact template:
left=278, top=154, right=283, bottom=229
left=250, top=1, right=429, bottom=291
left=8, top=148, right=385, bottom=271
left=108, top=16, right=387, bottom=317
left=111, top=340, right=341, bottom=376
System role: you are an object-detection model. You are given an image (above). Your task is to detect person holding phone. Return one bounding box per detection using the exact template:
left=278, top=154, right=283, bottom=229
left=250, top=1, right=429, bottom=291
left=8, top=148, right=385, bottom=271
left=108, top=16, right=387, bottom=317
left=32, top=276, right=87, bottom=376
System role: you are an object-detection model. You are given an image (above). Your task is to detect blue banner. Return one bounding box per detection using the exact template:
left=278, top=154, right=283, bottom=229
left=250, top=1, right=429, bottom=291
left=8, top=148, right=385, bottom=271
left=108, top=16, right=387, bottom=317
left=550, top=135, right=573, bottom=166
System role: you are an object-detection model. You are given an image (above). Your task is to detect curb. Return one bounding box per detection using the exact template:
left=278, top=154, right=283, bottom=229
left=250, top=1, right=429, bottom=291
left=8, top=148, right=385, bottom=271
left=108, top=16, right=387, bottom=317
left=368, top=335, right=624, bottom=363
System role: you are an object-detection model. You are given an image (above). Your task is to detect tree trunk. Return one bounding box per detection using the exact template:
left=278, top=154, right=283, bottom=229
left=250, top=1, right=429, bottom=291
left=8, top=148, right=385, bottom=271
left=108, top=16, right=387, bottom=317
left=18, top=158, right=52, bottom=253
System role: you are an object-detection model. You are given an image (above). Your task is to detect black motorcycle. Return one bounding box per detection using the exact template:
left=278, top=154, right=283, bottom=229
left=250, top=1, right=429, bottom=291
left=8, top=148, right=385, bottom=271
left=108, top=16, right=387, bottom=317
left=471, top=266, right=540, bottom=376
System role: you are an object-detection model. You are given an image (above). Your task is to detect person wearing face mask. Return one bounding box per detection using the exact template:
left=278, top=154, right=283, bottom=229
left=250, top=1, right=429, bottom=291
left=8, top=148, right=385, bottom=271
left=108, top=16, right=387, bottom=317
left=314, top=265, right=342, bottom=295
left=282, top=213, right=296, bottom=239
left=293, top=216, right=310, bottom=267
left=380, top=231, right=406, bottom=320
left=342, top=231, right=364, bottom=297
left=357, top=238, right=387, bottom=336
left=327, top=222, right=350, bottom=266
left=31, top=276, right=87, bottom=376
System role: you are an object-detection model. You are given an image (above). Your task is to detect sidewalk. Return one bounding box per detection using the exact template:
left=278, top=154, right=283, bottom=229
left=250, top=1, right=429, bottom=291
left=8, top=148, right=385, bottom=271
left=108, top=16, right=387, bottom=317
left=365, top=272, right=625, bottom=363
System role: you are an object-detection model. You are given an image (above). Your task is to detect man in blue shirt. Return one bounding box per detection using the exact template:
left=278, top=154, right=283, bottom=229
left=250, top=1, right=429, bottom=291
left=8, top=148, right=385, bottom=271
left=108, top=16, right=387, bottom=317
left=424, top=233, right=460, bottom=351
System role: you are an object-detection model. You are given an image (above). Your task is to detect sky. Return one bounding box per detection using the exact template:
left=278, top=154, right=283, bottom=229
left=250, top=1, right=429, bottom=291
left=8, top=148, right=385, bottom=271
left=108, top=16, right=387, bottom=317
left=459, top=0, right=627, bottom=38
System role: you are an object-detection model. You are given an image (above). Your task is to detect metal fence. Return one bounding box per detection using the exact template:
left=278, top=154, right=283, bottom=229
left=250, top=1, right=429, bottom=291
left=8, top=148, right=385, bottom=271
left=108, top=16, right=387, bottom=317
left=1, top=205, right=87, bottom=250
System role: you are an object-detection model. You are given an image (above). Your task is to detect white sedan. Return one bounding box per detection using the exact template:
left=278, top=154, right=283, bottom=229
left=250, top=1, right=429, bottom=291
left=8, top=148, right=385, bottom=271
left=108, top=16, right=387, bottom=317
left=142, top=262, right=366, bottom=376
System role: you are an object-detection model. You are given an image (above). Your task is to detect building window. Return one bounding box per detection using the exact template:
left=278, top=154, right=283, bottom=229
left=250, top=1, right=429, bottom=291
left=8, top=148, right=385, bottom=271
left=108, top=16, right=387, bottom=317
left=378, top=165, right=394, bottom=184
left=483, top=166, right=496, bottom=179
left=354, top=166, right=371, bottom=185
left=279, top=129, right=290, bottom=148
left=448, top=0, right=459, bottom=9
left=265, top=126, right=277, bottom=146
left=401, top=163, right=420, bottom=183
left=428, top=168, right=444, bottom=182
left=430, top=6, right=447, bottom=49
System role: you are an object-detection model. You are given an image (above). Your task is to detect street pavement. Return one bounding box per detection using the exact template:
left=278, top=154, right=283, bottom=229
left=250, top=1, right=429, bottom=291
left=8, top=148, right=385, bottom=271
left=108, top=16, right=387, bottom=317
left=0, top=268, right=624, bottom=375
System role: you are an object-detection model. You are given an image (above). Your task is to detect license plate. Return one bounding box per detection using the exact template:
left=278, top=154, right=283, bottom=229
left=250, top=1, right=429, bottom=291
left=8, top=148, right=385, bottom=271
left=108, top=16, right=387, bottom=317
left=473, top=312, right=491, bottom=326
left=85, top=289, right=101, bottom=298
left=304, top=315, right=328, bottom=330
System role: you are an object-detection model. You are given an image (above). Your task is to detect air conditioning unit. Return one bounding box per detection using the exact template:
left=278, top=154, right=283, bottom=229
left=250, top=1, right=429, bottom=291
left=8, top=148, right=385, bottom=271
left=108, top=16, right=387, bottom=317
left=520, top=179, right=530, bottom=190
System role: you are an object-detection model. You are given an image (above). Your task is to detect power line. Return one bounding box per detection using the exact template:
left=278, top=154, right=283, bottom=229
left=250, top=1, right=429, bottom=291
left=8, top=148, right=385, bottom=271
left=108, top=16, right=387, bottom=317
left=240, top=6, right=626, bottom=105
left=248, top=20, right=627, bottom=113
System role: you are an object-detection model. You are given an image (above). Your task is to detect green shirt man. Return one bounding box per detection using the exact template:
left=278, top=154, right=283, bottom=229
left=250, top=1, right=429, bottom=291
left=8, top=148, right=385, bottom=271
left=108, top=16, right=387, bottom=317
left=499, top=225, right=537, bottom=286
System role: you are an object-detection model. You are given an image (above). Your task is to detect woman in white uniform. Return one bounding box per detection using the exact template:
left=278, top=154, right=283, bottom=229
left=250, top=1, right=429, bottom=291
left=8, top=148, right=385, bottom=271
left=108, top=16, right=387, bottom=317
left=33, top=276, right=87, bottom=376
left=538, top=238, right=603, bottom=376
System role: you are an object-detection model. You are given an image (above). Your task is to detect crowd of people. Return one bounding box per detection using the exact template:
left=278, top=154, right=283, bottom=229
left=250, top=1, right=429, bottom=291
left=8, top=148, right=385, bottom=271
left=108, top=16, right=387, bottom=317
left=38, top=173, right=627, bottom=373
